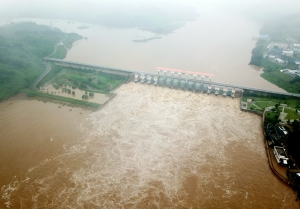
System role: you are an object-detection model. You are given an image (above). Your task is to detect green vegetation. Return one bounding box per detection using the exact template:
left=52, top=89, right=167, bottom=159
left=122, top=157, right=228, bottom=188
left=250, top=40, right=300, bottom=93
left=242, top=90, right=300, bottom=123
left=284, top=108, right=300, bottom=120
left=48, top=33, right=82, bottom=59
left=47, top=66, right=128, bottom=94
left=261, top=71, right=300, bottom=93
left=21, top=89, right=100, bottom=109
left=36, top=64, right=63, bottom=87
left=0, top=22, right=80, bottom=101
left=0, top=22, right=62, bottom=100
left=249, top=13, right=300, bottom=93
left=249, top=40, right=266, bottom=66
left=49, top=45, right=67, bottom=59
left=63, top=33, right=82, bottom=49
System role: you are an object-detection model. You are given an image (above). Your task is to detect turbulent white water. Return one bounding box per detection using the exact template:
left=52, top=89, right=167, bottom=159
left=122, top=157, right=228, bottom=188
left=1, top=83, right=298, bottom=208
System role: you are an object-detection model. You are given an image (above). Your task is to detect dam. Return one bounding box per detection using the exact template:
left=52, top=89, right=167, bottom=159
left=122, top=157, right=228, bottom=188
left=44, top=58, right=300, bottom=99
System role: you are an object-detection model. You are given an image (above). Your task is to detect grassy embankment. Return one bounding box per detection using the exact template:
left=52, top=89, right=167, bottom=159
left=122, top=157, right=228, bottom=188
left=37, top=65, right=129, bottom=94
left=249, top=13, right=300, bottom=93
left=48, top=33, right=82, bottom=59
left=21, top=89, right=100, bottom=109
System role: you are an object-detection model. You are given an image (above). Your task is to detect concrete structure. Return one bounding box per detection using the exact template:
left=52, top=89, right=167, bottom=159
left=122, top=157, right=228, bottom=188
left=282, top=51, right=293, bottom=57
left=44, top=58, right=300, bottom=99
left=285, top=70, right=300, bottom=78
left=275, top=58, right=285, bottom=64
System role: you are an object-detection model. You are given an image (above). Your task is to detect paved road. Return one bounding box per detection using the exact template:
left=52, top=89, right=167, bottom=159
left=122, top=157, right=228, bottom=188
left=31, top=63, right=51, bottom=90
left=31, top=36, right=67, bottom=90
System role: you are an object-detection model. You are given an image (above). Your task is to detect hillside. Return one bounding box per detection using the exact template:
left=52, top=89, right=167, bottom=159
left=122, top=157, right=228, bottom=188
left=249, top=13, right=300, bottom=93
left=0, top=22, right=80, bottom=101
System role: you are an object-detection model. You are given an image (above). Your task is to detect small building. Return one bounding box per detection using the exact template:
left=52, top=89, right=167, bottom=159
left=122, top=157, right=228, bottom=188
left=275, top=58, right=285, bottom=64
left=282, top=50, right=293, bottom=57
left=234, top=88, right=243, bottom=98
left=269, top=55, right=276, bottom=60
left=293, top=44, right=300, bottom=48
left=274, top=43, right=289, bottom=50
left=295, top=61, right=300, bottom=69
left=293, top=44, right=300, bottom=52
left=247, top=98, right=252, bottom=103
left=285, top=69, right=300, bottom=78
left=273, top=146, right=289, bottom=165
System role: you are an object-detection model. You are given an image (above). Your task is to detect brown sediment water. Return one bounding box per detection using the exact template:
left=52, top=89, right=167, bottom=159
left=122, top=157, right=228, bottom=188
left=0, top=95, right=91, bottom=195
left=0, top=84, right=298, bottom=208
left=0, top=12, right=285, bottom=92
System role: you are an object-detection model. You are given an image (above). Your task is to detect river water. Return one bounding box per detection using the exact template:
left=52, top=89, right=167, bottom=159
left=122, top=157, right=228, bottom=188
left=0, top=8, right=297, bottom=209
left=0, top=83, right=299, bottom=208
left=0, top=9, right=285, bottom=92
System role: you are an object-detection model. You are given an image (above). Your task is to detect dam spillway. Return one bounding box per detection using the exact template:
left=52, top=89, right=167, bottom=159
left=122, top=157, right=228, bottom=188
left=134, top=68, right=240, bottom=98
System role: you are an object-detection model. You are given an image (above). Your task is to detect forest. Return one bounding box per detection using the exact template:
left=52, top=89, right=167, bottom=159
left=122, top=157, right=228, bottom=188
left=0, top=22, right=74, bottom=101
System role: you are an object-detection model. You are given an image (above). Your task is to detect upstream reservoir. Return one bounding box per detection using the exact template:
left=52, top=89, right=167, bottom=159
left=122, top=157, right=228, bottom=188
left=1, top=9, right=285, bottom=92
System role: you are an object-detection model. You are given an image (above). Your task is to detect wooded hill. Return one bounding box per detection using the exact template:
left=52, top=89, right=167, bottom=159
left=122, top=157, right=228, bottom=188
left=0, top=22, right=78, bottom=101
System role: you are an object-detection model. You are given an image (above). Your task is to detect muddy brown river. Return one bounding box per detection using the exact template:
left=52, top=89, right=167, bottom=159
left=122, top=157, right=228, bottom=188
left=0, top=84, right=299, bottom=208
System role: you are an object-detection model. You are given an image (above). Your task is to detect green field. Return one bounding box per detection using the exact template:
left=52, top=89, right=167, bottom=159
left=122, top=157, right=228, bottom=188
left=41, top=66, right=129, bottom=94
left=261, top=71, right=300, bottom=93
left=49, top=45, right=67, bottom=59
left=284, top=108, right=300, bottom=120
left=242, top=90, right=300, bottom=122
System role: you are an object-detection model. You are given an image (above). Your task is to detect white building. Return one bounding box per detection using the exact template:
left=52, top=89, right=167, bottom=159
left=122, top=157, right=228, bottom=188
left=293, top=44, right=300, bottom=48
left=269, top=55, right=276, bottom=60
left=293, top=44, right=300, bottom=52
left=285, top=69, right=300, bottom=77
left=275, top=58, right=285, bottom=64
left=282, top=50, right=293, bottom=57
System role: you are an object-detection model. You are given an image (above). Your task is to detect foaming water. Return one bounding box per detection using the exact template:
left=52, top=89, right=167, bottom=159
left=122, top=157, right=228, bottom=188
left=1, top=84, right=298, bottom=208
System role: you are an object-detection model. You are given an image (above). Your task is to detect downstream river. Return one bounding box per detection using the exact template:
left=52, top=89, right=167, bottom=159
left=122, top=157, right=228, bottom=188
left=1, top=9, right=284, bottom=92
left=0, top=83, right=298, bottom=208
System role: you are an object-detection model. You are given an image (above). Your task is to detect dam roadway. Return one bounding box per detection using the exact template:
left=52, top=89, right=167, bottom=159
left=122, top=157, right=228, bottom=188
left=43, top=58, right=300, bottom=98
